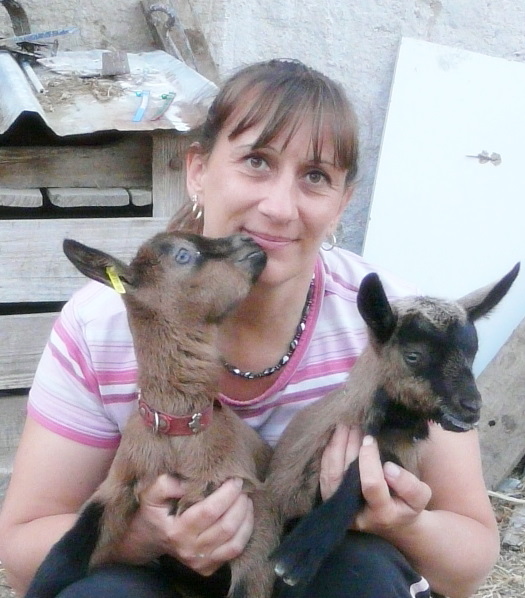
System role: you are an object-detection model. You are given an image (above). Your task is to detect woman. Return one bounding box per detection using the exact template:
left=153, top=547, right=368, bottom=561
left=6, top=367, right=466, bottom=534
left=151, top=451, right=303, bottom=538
left=0, top=59, right=498, bottom=598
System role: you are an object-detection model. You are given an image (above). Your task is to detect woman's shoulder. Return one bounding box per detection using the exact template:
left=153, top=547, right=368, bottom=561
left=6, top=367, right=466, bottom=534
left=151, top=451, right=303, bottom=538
left=61, top=281, right=128, bottom=329
left=65, top=281, right=127, bottom=324
left=320, top=247, right=420, bottom=301
left=57, top=281, right=133, bottom=352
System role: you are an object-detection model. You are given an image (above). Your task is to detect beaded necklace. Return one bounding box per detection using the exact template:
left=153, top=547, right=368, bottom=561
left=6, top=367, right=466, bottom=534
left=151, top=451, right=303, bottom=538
left=222, top=278, right=314, bottom=380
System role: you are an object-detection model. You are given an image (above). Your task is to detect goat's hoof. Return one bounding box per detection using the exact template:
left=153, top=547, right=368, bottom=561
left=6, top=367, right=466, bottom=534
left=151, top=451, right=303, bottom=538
left=273, top=546, right=322, bottom=588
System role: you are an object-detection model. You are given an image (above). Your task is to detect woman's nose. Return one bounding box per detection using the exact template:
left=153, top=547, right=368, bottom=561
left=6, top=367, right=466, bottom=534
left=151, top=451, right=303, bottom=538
left=258, top=173, right=299, bottom=222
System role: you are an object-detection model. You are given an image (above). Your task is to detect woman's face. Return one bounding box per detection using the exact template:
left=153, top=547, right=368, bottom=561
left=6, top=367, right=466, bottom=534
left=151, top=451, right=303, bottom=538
left=186, top=115, right=353, bottom=289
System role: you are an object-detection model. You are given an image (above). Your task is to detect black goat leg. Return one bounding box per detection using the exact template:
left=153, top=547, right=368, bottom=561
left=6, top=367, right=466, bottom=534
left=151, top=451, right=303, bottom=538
left=272, top=459, right=364, bottom=590
left=25, top=501, right=104, bottom=598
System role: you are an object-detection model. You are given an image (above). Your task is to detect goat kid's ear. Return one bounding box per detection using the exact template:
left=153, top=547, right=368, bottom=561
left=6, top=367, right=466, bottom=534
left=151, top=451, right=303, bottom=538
left=63, top=239, right=134, bottom=291
left=458, top=262, right=520, bottom=322
left=357, top=273, right=397, bottom=343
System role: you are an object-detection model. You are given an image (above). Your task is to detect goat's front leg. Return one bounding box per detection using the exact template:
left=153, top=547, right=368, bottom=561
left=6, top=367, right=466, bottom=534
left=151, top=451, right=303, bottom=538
left=229, top=488, right=278, bottom=598
left=25, top=501, right=106, bottom=598
left=272, top=458, right=364, bottom=591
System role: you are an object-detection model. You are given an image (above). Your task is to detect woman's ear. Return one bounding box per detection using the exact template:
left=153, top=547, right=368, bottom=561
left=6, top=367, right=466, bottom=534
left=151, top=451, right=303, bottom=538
left=185, top=145, right=208, bottom=197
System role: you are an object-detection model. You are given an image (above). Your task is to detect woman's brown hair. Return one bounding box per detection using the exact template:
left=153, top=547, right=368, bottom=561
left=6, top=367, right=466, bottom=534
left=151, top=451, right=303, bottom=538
left=195, top=59, right=359, bottom=185
left=170, top=59, right=359, bottom=233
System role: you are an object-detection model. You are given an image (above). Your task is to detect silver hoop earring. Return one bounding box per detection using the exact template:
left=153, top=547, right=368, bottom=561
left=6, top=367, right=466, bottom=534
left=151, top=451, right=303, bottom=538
left=190, top=194, right=203, bottom=221
left=321, top=233, right=337, bottom=251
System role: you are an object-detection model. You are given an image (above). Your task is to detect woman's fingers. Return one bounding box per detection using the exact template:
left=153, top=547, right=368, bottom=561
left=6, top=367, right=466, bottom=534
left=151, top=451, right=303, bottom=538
left=164, top=477, right=250, bottom=575
left=194, top=495, right=254, bottom=575
left=177, top=477, right=245, bottom=534
left=195, top=490, right=253, bottom=552
left=138, top=473, right=188, bottom=506
left=355, top=436, right=432, bottom=532
left=320, top=425, right=361, bottom=501
left=383, top=461, right=432, bottom=513
left=358, top=436, right=391, bottom=507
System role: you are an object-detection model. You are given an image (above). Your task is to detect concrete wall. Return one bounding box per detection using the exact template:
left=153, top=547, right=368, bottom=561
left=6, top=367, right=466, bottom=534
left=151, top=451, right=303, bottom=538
left=2, top=0, right=524, bottom=252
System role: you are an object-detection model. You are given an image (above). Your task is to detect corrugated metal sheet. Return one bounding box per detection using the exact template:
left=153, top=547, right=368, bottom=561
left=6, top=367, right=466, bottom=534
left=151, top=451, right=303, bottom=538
left=0, top=49, right=217, bottom=136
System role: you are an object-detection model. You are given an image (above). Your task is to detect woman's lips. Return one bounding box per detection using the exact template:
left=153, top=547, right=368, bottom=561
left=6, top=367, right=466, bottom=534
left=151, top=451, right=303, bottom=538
left=243, top=230, right=295, bottom=251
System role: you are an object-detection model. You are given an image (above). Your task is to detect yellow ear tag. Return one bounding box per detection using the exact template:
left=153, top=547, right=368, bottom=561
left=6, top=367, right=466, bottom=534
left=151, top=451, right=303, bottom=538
left=106, top=266, right=126, bottom=294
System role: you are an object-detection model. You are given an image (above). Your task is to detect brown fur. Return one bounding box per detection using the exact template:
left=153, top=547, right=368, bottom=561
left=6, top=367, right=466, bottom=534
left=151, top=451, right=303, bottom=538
left=47, top=232, right=276, bottom=598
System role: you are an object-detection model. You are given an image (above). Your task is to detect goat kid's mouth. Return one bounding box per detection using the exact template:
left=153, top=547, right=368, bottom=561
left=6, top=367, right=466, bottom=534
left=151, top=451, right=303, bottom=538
left=238, top=248, right=267, bottom=282
left=438, top=411, right=479, bottom=433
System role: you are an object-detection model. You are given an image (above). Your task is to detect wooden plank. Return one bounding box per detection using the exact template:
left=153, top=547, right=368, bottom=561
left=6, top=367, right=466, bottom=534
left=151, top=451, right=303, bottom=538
left=0, top=314, right=57, bottom=389
left=0, top=393, right=27, bottom=455
left=0, top=136, right=152, bottom=189
left=141, top=0, right=219, bottom=83
left=130, top=188, right=152, bottom=206
left=0, top=188, right=42, bottom=207
left=0, top=392, right=27, bottom=504
left=478, top=316, right=525, bottom=490
left=0, top=217, right=169, bottom=303
left=152, top=132, right=188, bottom=217
left=48, top=188, right=130, bottom=208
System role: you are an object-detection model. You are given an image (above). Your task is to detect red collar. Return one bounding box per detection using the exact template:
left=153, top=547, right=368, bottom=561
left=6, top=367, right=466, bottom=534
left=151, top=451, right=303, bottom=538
left=138, top=396, right=216, bottom=436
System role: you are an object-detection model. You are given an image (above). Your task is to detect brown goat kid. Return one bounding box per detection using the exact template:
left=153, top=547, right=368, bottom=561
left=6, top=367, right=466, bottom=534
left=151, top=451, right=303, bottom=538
left=26, top=232, right=275, bottom=598
left=267, top=264, right=520, bottom=594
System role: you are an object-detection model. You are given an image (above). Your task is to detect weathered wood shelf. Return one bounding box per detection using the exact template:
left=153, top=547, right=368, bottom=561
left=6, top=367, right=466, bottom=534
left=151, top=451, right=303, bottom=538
left=0, top=127, right=187, bottom=466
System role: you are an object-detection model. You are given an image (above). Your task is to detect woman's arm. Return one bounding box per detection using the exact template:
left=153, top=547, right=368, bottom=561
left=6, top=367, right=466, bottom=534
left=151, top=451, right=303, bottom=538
left=0, top=417, right=116, bottom=595
left=320, top=424, right=499, bottom=598
left=372, top=425, right=499, bottom=598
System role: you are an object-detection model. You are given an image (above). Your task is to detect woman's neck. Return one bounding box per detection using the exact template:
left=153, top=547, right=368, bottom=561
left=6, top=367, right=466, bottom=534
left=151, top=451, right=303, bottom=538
left=217, top=273, right=315, bottom=401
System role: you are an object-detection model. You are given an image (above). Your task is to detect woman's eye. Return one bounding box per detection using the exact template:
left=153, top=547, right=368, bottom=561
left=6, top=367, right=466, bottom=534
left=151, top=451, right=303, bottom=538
left=246, top=155, right=268, bottom=170
left=306, top=170, right=329, bottom=185
left=174, top=248, right=193, bottom=264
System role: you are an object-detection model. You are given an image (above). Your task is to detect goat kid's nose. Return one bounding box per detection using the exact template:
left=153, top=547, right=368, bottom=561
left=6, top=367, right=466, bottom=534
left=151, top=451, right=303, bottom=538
left=459, top=391, right=481, bottom=414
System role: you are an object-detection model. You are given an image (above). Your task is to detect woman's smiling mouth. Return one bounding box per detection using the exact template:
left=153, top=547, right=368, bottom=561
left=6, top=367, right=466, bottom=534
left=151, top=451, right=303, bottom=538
left=243, top=229, right=297, bottom=251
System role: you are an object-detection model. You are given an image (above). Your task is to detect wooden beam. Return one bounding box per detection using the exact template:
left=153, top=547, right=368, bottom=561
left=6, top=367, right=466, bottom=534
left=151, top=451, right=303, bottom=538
left=152, top=132, right=189, bottom=217
left=0, top=137, right=152, bottom=189
left=0, top=217, right=168, bottom=303
left=0, top=392, right=27, bottom=453
left=0, top=392, right=27, bottom=504
left=478, top=316, right=525, bottom=490
left=0, top=314, right=57, bottom=389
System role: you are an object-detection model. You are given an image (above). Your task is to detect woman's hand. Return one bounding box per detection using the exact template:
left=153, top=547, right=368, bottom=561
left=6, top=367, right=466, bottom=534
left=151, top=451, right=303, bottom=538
left=319, top=424, right=362, bottom=501
left=319, top=425, right=432, bottom=534
left=354, top=435, right=432, bottom=534
left=116, top=475, right=254, bottom=576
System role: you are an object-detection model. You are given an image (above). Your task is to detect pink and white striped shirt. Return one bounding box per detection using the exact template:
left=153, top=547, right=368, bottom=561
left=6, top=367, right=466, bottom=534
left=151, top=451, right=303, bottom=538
left=28, top=248, right=417, bottom=448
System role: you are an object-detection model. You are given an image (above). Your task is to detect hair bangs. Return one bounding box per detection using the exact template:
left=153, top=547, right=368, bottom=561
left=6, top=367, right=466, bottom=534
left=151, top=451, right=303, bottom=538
left=228, top=77, right=358, bottom=184
left=196, top=60, right=359, bottom=185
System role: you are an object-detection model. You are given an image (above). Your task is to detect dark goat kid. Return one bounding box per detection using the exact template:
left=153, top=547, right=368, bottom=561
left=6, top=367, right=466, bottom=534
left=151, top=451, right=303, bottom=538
left=267, top=264, right=520, bottom=593
left=26, top=232, right=275, bottom=598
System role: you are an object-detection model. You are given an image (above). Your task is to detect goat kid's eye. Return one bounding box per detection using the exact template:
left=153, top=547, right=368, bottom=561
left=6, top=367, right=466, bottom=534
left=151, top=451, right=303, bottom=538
left=403, top=351, right=421, bottom=366
left=174, top=248, right=194, bottom=265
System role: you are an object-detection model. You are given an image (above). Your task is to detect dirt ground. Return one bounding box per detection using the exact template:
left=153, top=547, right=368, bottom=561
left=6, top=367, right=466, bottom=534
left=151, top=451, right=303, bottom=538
left=0, top=482, right=523, bottom=598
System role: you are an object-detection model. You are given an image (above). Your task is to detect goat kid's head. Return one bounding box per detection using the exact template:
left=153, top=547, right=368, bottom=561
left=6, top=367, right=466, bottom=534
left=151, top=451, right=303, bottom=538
left=63, top=232, right=267, bottom=323
left=357, top=264, right=519, bottom=433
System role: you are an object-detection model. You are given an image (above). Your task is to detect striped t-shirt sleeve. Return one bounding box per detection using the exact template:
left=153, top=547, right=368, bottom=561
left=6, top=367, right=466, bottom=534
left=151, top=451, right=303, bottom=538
left=27, top=282, right=137, bottom=448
